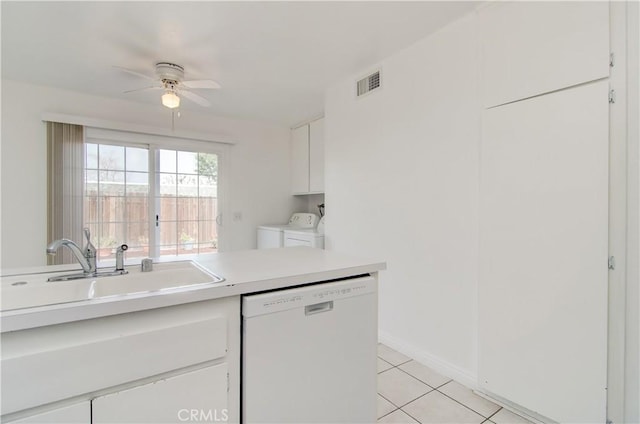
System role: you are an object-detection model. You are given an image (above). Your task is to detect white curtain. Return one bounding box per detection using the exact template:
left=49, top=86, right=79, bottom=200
left=47, top=122, right=84, bottom=264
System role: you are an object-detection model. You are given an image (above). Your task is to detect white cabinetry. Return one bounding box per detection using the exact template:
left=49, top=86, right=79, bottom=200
left=93, top=365, right=229, bottom=424
left=291, top=125, right=310, bottom=194
left=308, top=119, right=325, bottom=193
left=1, top=297, right=240, bottom=424
left=479, top=82, right=609, bottom=423
left=9, top=402, right=89, bottom=424
left=477, top=3, right=610, bottom=422
left=291, top=118, right=324, bottom=194
left=480, top=1, right=609, bottom=108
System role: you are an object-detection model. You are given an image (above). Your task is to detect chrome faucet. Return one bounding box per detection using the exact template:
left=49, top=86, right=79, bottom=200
left=46, top=228, right=129, bottom=282
left=46, top=238, right=93, bottom=273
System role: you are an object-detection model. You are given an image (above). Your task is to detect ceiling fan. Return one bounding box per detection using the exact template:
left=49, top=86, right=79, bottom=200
left=115, top=62, right=220, bottom=109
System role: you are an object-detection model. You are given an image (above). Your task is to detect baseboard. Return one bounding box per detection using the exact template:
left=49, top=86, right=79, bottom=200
left=378, top=330, right=478, bottom=389
left=474, top=389, right=553, bottom=424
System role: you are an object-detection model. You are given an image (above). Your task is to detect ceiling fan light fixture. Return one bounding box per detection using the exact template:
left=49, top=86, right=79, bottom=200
left=162, top=91, right=180, bottom=109
left=116, top=62, right=218, bottom=109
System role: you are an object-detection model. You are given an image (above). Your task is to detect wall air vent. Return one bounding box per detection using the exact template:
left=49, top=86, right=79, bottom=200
left=356, top=70, right=381, bottom=97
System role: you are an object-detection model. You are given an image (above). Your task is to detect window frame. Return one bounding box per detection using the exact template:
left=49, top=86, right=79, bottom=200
left=84, top=133, right=229, bottom=263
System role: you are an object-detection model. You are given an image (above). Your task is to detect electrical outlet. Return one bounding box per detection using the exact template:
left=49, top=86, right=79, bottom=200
left=233, top=211, right=242, bottom=222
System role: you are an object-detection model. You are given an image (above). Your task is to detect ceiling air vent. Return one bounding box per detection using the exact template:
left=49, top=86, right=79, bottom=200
left=356, top=70, right=381, bottom=97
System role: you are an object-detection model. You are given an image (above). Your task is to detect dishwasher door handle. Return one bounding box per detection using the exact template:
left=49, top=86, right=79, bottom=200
left=305, top=301, right=333, bottom=316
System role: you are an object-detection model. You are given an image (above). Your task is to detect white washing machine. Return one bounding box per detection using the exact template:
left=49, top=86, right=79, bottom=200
left=283, top=216, right=325, bottom=249
left=257, top=213, right=319, bottom=249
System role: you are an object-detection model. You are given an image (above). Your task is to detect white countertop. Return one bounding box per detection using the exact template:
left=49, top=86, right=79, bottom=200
left=0, top=247, right=386, bottom=332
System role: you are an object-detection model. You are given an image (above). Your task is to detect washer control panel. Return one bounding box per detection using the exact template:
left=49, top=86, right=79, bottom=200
left=288, top=213, right=320, bottom=229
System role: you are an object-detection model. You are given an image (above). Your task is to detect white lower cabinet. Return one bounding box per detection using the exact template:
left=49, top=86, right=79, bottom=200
left=1, top=296, right=240, bottom=424
left=92, top=364, right=229, bottom=424
left=10, top=402, right=90, bottom=423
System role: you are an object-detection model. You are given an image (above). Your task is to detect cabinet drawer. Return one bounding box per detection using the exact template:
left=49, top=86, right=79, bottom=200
left=93, top=364, right=228, bottom=424
left=7, top=402, right=89, bottom=424
left=2, top=304, right=228, bottom=415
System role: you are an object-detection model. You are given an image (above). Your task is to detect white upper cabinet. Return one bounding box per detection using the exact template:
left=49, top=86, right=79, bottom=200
left=291, top=125, right=310, bottom=194
left=480, top=1, right=610, bottom=108
left=291, top=118, right=324, bottom=194
left=309, top=118, right=325, bottom=193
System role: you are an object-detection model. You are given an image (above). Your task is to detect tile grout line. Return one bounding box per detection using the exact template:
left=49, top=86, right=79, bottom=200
left=378, top=352, right=501, bottom=423
left=394, top=363, right=452, bottom=389
left=484, top=406, right=503, bottom=422
left=378, top=349, right=425, bottom=423
left=377, top=354, right=412, bottom=368
left=398, top=406, right=422, bottom=424
left=379, top=355, right=501, bottom=422
left=377, top=358, right=413, bottom=377
left=377, top=393, right=400, bottom=421
left=395, top=387, right=436, bottom=410
left=378, top=381, right=435, bottom=410
left=433, top=386, right=501, bottom=420
left=378, top=359, right=440, bottom=412
left=377, top=407, right=400, bottom=421
left=378, top=392, right=401, bottom=409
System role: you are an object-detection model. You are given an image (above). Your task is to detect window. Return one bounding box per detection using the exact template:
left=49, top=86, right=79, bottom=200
left=156, top=149, right=219, bottom=256
left=84, top=144, right=150, bottom=260
left=84, top=141, right=219, bottom=262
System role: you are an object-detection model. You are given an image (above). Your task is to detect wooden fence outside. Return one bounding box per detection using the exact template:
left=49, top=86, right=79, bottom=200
left=84, top=194, right=218, bottom=257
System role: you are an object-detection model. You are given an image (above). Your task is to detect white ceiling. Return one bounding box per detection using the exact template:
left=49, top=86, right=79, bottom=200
left=2, top=1, right=479, bottom=125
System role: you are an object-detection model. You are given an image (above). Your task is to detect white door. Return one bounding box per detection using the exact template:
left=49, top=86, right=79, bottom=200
left=92, top=364, right=228, bottom=424
left=478, top=80, right=609, bottom=422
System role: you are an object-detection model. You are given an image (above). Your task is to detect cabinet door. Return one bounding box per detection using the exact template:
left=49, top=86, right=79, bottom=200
left=479, top=81, right=608, bottom=423
left=480, top=1, right=609, bottom=108
left=8, top=401, right=89, bottom=424
left=309, top=118, right=325, bottom=193
left=92, top=364, right=228, bottom=424
left=291, top=125, right=310, bottom=194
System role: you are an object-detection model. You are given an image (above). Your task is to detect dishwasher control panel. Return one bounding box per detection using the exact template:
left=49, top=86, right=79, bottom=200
left=242, top=276, right=376, bottom=318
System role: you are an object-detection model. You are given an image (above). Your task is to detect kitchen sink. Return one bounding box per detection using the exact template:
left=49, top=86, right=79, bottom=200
left=1, top=261, right=224, bottom=311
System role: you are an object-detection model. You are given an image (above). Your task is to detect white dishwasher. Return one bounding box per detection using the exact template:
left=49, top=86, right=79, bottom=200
left=242, top=275, right=377, bottom=423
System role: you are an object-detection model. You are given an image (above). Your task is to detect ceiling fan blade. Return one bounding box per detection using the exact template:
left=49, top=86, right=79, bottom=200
left=113, top=65, right=156, bottom=81
left=181, top=79, right=221, bottom=90
left=123, top=85, right=162, bottom=94
left=180, top=90, right=211, bottom=107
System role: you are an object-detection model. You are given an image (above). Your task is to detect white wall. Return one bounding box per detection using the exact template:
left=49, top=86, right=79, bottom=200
left=303, top=193, right=325, bottom=217
left=325, top=14, right=480, bottom=382
left=325, top=4, right=640, bottom=419
left=0, top=79, right=303, bottom=268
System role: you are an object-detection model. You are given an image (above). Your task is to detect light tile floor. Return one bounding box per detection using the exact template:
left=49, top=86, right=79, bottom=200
left=377, top=344, right=534, bottom=424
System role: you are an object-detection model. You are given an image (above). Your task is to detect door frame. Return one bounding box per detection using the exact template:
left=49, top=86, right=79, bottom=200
left=608, top=2, right=633, bottom=423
